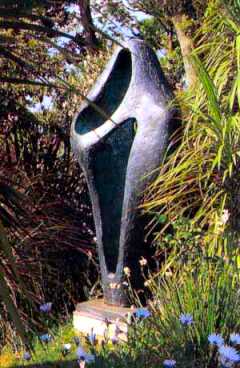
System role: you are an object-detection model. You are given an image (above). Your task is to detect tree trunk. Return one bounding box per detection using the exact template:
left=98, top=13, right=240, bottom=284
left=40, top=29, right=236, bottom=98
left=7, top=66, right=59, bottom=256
left=78, top=0, right=98, bottom=49
left=171, top=14, right=197, bottom=89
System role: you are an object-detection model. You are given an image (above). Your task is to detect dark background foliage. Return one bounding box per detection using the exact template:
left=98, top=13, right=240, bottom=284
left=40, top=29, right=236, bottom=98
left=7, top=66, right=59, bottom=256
left=0, top=0, right=103, bottom=343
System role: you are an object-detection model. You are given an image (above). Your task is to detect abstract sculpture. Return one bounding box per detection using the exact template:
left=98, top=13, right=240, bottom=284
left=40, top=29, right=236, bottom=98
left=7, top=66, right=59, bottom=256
left=71, top=39, right=176, bottom=307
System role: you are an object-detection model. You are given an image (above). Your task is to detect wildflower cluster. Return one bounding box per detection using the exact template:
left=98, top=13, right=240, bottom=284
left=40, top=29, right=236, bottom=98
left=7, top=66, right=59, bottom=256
left=208, top=332, right=240, bottom=367
left=161, top=315, right=240, bottom=368
left=20, top=303, right=240, bottom=368
left=22, top=302, right=97, bottom=365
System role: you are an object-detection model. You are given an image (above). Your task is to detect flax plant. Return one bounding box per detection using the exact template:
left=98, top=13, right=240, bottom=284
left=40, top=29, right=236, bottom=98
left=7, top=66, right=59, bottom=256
left=141, top=255, right=240, bottom=368
left=144, top=0, right=240, bottom=256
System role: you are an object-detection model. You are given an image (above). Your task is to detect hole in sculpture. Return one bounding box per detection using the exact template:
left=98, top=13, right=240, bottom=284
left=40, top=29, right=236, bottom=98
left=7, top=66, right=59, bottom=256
left=91, top=118, right=137, bottom=273
left=75, top=48, right=132, bottom=135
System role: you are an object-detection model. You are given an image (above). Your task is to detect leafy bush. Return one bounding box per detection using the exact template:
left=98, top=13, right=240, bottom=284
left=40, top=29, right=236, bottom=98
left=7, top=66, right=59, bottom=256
left=143, top=0, right=240, bottom=244
left=93, top=255, right=240, bottom=368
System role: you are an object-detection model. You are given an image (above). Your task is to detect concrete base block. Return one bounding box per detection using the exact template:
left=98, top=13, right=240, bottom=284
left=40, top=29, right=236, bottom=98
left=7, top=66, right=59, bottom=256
left=73, top=299, right=134, bottom=341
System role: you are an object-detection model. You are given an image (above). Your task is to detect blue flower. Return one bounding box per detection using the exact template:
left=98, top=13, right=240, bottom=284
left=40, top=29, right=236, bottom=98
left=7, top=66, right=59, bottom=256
left=208, top=333, right=224, bottom=346
left=23, top=352, right=31, bottom=361
left=40, top=302, right=52, bottom=313
left=230, top=333, right=240, bottom=345
left=163, top=359, right=176, bottom=367
left=179, top=313, right=193, bottom=326
left=87, top=329, right=96, bottom=345
left=40, top=333, right=52, bottom=343
left=219, top=345, right=240, bottom=365
left=135, top=308, right=151, bottom=319
left=76, top=346, right=95, bottom=363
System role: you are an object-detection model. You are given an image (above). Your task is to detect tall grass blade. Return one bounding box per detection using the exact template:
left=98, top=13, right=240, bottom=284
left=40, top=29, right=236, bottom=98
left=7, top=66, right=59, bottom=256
left=191, top=54, right=222, bottom=126
left=0, top=264, right=29, bottom=348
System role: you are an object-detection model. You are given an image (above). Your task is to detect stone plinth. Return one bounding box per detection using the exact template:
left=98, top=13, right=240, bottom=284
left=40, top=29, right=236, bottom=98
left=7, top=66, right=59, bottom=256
left=73, top=299, right=134, bottom=341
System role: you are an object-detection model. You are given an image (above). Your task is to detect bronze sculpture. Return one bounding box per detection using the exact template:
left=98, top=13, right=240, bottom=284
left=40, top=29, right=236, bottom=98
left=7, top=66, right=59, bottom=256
left=71, top=39, right=176, bottom=307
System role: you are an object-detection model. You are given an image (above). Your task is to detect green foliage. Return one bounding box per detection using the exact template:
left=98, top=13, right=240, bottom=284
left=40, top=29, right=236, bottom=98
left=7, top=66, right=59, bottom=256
left=138, top=18, right=166, bottom=50
left=93, top=256, right=240, bottom=368
left=143, top=258, right=240, bottom=367
left=1, top=322, right=77, bottom=367
left=9, top=254, right=236, bottom=368
left=154, top=216, right=204, bottom=265
left=144, top=0, right=240, bottom=243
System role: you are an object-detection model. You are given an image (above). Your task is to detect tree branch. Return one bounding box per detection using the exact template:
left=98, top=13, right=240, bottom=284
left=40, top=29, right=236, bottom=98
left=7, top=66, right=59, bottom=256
left=0, top=45, right=35, bottom=71
left=0, top=77, right=59, bottom=88
left=0, top=20, right=79, bottom=44
left=78, top=0, right=99, bottom=48
left=0, top=9, right=54, bottom=27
